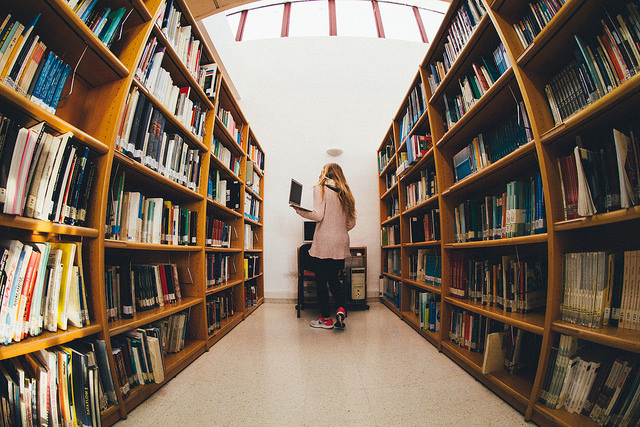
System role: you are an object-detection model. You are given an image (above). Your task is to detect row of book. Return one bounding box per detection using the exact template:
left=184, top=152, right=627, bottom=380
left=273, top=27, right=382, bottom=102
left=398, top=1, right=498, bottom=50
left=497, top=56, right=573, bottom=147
left=408, top=288, right=441, bottom=332
left=245, top=280, right=258, bottom=308
left=540, top=335, right=640, bottom=426
left=427, top=0, right=487, bottom=92
left=386, top=197, right=399, bottom=219
left=0, top=14, right=72, bottom=114
left=105, top=261, right=182, bottom=322
left=111, top=311, right=189, bottom=397
left=409, top=209, right=441, bottom=243
left=0, top=339, right=117, bottom=427
left=453, top=174, right=546, bottom=242
left=404, top=134, right=433, bottom=169
left=206, top=253, right=229, bottom=289
left=450, top=252, right=546, bottom=314
left=384, top=249, right=400, bottom=276
left=452, top=104, right=532, bottom=182
left=408, top=249, right=442, bottom=286
left=0, top=240, right=89, bottom=345
left=246, top=161, right=261, bottom=195
left=217, top=105, right=242, bottom=145
left=244, top=223, right=256, bottom=250
left=480, top=322, right=541, bottom=376
left=211, top=137, right=242, bottom=177
left=206, top=291, right=234, bottom=333
left=117, top=88, right=202, bottom=191
left=405, top=167, right=437, bottom=209
left=398, top=83, right=426, bottom=144
left=208, top=169, right=242, bottom=210
left=558, top=128, right=640, bottom=221
left=66, top=1, right=128, bottom=48
left=244, top=192, right=260, bottom=222
left=512, top=0, right=566, bottom=48
left=107, top=171, right=198, bottom=245
left=561, top=250, right=640, bottom=331
left=244, top=254, right=260, bottom=279
left=206, top=216, right=232, bottom=248
left=156, top=0, right=203, bottom=79
left=378, top=143, right=394, bottom=174
left=0, top=119, right=95, bottom=225
left=381, top=277, right=401, bottom=309
left=443, top=43, right=511, bottom=130
left=545, top=2, right=640, bottom=125
left=247, top=139, right=265, bottom=172
left=380, top=224, right=399, bottom=246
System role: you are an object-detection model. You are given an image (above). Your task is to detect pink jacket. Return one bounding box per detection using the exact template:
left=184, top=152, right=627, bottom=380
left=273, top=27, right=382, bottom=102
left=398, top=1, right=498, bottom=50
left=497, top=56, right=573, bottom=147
left=297, top=184, right=356, bottom=260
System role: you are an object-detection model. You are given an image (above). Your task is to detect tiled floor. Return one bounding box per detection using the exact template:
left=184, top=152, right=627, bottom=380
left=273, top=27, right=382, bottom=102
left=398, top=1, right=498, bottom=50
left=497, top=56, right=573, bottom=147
left=115, top=302, right=534, bottom=426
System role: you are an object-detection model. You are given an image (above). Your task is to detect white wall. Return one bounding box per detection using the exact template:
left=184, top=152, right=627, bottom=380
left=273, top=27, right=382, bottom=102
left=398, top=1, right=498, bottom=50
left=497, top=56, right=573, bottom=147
left=202, top=14, right=428, bottom=300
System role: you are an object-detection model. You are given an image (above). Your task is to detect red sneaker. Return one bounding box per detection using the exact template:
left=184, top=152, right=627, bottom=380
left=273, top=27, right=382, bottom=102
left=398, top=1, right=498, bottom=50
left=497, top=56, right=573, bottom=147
left=335, top=307, right=346, bottom=329
left=310, top=317, right=334, bottom=329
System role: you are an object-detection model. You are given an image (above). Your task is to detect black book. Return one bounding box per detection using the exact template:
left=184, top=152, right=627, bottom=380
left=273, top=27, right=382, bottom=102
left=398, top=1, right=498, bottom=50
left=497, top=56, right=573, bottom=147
left=75, top=160, right=95, bottom=227
left=61, top=145, right=87, bottom=224
left=410, top=215, right=425, bottom=243
left=190, top=210, right=197, bottom=245
left=134, top=101, right=154, bottom=161
left=609, top=250, right=624, bottom=327
left=67, top=342, right=94, bottom=427
left=7, top=28, right=39, bottom=84
left=119, top=259, right=134, bottom=318
left=0, top=117, right=18, bottom=210
left=226, top=180, right=241, bottom=209
left=65, top=146, right=90, bottom=225
left=49, top=144, right=76, bottom=221
left=127, top=94, right=147, bottom=156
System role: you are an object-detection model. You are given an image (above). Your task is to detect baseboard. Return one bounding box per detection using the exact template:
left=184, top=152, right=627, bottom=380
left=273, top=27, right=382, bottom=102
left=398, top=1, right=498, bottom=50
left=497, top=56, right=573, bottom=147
left=264, top=296, right=381, bottom=304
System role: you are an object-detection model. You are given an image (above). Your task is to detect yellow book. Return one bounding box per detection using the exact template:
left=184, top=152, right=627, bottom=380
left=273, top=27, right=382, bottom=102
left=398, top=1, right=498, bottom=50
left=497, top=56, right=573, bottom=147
left=50, top=242, right=77, bottom=331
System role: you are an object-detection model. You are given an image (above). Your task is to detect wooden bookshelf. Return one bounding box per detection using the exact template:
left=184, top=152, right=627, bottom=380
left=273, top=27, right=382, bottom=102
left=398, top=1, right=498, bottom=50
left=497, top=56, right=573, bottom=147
left=0, top=0, right=265, bottom=424
left=377, top=0, right=640, bottom=425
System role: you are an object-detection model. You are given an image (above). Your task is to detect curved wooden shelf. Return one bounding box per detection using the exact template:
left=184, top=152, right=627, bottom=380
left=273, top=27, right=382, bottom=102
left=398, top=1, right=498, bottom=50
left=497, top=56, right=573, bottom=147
left=104, top=240, right=203, bottom=251
left=402, top=193, right=439, bottom=215
left=444, top=233, right=548, bottom=248
left=206, top=279, right=244, bottom=295
left=403, top=240, right=441, bottom=248
left=0, top=324, right=103, bottom=360
left=444, top=297, right=545, bottom=335
left=551, top=321, right=640, bottom=353
left=108, top=297, right=202, bottom=336
left=207, top=198, right=243, bottom=217
left=554, top=206, right=640, bottom=231
left=0, top=214, right=100, bottom=238
left=214, top=116, right=245, bottom=154
left=0, top=84, right=109, bottom=154
left=381, top=214, right=400, bottom=226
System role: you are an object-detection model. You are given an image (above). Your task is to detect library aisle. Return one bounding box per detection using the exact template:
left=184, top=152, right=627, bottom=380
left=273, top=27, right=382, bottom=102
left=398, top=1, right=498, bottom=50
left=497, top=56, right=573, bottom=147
left=114, top=303, right=530, bottom=426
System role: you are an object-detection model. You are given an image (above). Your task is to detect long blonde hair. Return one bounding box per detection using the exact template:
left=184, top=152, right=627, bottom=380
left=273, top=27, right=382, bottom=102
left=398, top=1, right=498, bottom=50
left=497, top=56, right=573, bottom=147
left=317, top=163, right=356, bottom=219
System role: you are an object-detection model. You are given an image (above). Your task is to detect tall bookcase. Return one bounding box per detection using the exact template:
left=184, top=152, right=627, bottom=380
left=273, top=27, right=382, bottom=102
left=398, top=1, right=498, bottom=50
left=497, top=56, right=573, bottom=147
left=0, top=0, right=264, bottom=425
left=378, top=0, right=640, bottom=425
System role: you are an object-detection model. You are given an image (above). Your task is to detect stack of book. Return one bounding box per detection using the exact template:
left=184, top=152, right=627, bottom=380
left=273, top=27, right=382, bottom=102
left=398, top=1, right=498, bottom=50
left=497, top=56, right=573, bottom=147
left=244, top=253, right=260, bottom=279
left=245, top=280, right=258, bottom=308
left=540, top=335, right=640, bottom=425
left=106, top=171, right=198, bottom=245
left=405, top=166, right=437, bottom=208
left=442, top=43, right=511, bottom=129
left=480, top=324, right=541, bottom=375
left=380, top=223, right=400, bottom=246
left=65, top=2, right=128, bottom=48
left=453, top=173, right=545, bottom=242
left=104, top=261, right=182, bottom=321
left=408, top=248, right=441, bottom=286
left=408, top=288, right=441, bottom=331
left=426, top=0, right=487, bottom=92
left=0, top=240, right=89, bottom=344
left=244, top=192, right=260, bottom=222
left=208, top=170, right=241, bottom=209
left=206, top=253, right=229, bottom=289
left=211, top=137, right=242, bottom=176
left=0, top=119, right=95, bottom=225
left=561, top=250, right=640, bottom=331
left=247, top=138, right=265, bottom=172
left=405, top=134, right=432, bottom=166
left=450, top=252, right=546, bottom=314
left=452, top=104, right=532, bottom=182
left=206, top=215, right=231, bottom=248
left=378, top=143, right=395, bottom=174
left=217, top=105, right=242, bottom=145
left=244, top=223, right=254, bottom=250
left=384, top=249, right=401, bottom=276
left=0, top=339, right=118, bottom=426
left=206, top=289, right=234, bottom=333
left=199, top=62, right=218, bottom=100
left=513, top=0, right=566, bottom=48
left=545, top=2, right=640, bottom=125
left=382, top=276, right=401, bottom=309
left=245, top=161, right=261, bottom=195
left=398, top=83, right=426, bottom=144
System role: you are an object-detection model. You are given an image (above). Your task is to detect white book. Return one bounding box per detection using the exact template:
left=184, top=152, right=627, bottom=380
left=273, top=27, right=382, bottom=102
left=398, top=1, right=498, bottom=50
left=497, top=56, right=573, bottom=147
left=52, top=144, right=77, bottom=223
left=66, top=265, right=83, bottom=328
left=24, top=132, right=54, bottom=218
left=614, top=129, right=637, bottom=208
left=3, top=123, right=42, bottom=214
left=148, top=197, right=163, bottom=244
left=5, top=244, right=32, bottom=343
left=120, top=87, right=139, bottom=150
left=28, top=242, right=50, bottom=337
left=0, top=240, right=25, bottom=343
left=36, top=132, right=72, bottom=221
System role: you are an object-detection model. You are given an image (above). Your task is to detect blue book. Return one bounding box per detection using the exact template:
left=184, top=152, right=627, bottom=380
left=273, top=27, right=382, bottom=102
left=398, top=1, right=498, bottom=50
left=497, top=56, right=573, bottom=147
left=48, top=64, right=71, bottom=111
left=30, top=51, right=55, bottom=102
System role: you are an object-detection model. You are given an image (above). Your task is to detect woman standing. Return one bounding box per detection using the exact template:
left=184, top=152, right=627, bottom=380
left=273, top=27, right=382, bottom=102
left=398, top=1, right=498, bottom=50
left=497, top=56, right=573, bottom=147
left=292, top=163, right=356, bottom=329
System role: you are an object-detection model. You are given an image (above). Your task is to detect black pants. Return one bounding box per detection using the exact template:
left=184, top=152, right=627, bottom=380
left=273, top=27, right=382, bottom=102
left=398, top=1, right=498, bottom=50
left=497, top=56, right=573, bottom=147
left=309, top=255, right=345, bottom=318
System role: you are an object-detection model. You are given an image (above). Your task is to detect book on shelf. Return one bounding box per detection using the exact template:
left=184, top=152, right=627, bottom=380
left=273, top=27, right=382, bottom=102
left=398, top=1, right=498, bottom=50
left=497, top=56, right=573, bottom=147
left=106, top=170, right=198, bottom=244
left=206, top=215, right=232, bottom=248
left=247, top=138, right=265, bottom=172
left=562, top=249, right=640, bottom=331
left=380, top=223, right=400, bottom=246
left=67, top=3, right=128, bottom=48
left=217, top=105, right=242, bottom=145
left=513, top=0, right=566, bottom=49
left=208, top=169, right=241, bottom=210
left=408, top=287, right=440, bottom=331
left=383, top=249, right=401, bottom=276
left=382, top=276, right=401, bottom=309
left=244, top=191, right=260, bottom=222
left=540, top=335, right=640, bottom=425
left=244, top=223, right=254, bottom=250
left=244, top=253, right=260, bottom=279
left=206, top=289, right=234, bottom=333
left=408, top=248, right=441, bottom=286
left=245, top=280, right=258, bottom=308
left=454, top=172, right=545, bottom=242
left=156, top=1, right=203, bottom=79
left=405, top=167, right=437, bottom=208
left=408, top=209, right=440, bottom=243
left=0, top=239, right=89, bottom=344
left=211, top=138, right=242, bottom=177
left=398, top=83, right=426, bottom=145
left=199, top=62, right=218, bottom=99
left=452, top=105, right=532, bottom=183
left=206, top=253, right=230, bottom=289
left=378, top=143, right=395, bottom=174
